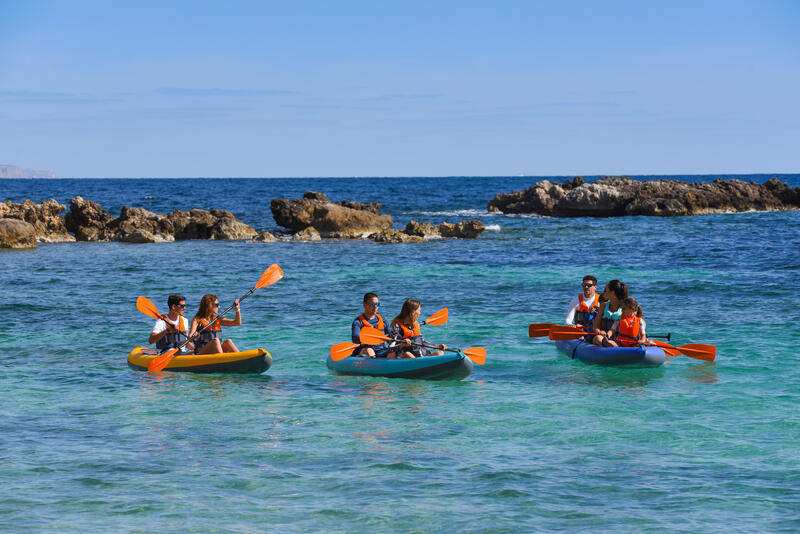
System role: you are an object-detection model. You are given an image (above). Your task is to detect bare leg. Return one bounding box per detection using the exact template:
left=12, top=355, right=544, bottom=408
left=197, top=338, right=224, bottom=355
left=222, top=339, right=239, bottom=353
left=358, top=347, right=377, bottom=357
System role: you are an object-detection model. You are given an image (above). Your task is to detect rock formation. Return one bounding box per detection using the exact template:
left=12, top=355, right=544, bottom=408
left=270, top=191, right=393, bottom=238
left=0, top=218, right=37, bottom=248
left=488, top=176, right=800, bottom=217
left=0, top=199, right=74, bottom=242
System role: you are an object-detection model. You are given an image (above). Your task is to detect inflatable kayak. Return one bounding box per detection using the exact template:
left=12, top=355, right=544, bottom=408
left=555, top=339, right=666, bottom=367
left=326, top=352, right=473, bottom=380
left=127, top=346, right=272, bottom=374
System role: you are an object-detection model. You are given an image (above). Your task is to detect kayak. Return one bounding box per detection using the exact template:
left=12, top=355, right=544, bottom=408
left=555, top=338, right=666, bottom=367
left=326, top=352, right=473, bottom=380
left=127, top=346, right=272, bottom=374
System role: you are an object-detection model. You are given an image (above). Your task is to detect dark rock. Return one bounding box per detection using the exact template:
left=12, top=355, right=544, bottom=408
left=253, top=231, right=278, bottom=242
left=64, top=196, right=113, bottom=241
left=437, top=219, right=486, bottom=238
left=371, top=230, right=424, bottom=243
left=338, top=199, right=381, bottom=214
left=0, top=218, right=37, bottom=248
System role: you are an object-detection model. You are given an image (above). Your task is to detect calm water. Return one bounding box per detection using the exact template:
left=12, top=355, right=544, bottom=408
left=2, top=176, right=799, bottom=532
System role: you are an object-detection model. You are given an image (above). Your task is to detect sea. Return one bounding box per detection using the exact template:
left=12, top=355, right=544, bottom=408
left=1, top=175, right=798, bottom=532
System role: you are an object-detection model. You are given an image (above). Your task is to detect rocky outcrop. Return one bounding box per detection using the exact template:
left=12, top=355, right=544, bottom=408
left=64, top=199, right=257, bottom=243
left=64, top=196, right=113, bottom=241
left=404, top=219, right=486, bottom=239
left=370, top=230, right=425, bottom=243
left=488, top=177, right=800, bottom=217
left=293, top=227, right=321, bottom=241
left=0, top=199, right=74, bottom=242
left=0, top=218, right=37, bottom=248
left=270, top=191, right=392, bottom=237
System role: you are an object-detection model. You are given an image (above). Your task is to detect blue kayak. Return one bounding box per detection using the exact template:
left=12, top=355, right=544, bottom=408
left=555, top=339, right=666, bottom=367
left=326, top=352, right=473, bottom=380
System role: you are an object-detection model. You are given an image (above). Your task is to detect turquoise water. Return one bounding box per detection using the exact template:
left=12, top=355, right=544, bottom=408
left=2, top=176, right=799, bottom=532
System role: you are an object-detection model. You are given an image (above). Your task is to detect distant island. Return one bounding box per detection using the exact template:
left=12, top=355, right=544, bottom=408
left=0, top=164, right=57, bottom=178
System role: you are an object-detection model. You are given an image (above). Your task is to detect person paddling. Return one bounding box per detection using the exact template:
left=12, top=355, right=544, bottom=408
left=565, top=275, right=600, bottom=331
left=389, top=299, right=445, bottom=359
left=189, top=294, right=241, bottom=355
left=351, top=292, right=394, bottom=358
left=148, top=294, right=194, bottom=354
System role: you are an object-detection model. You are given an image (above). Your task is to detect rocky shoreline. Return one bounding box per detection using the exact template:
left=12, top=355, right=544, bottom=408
left=487, top=176, right=800, bottom=217
left=0, top=192, right=485, bottom=249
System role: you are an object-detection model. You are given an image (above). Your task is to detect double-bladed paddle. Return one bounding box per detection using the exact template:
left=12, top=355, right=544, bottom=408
left=547, top=326, right=716, bottom=361
left=358, top=326, right=486, bottom=365
left=146, top=264, right=285, bottom=372
left=328, top=307, right=448, bottom=361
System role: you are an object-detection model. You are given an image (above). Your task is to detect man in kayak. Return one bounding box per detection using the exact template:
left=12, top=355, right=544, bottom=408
left=148, top=294, right=194, bottom=354
left=565, top=275, right=600, bottom=332
left=352, top=292, right=393, bottom=358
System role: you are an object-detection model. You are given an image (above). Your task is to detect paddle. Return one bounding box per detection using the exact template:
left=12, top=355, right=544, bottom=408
left=330, top=342, right=360, bottom=360
left=147, top=264, right=285, bottom=372
left=421, top=307, right=448, bottom=326
left=359, top=326, right=486, bottom=365
left=529, top=323, right=562, bottom=338
left=328, top=307, right=449, bottom=361
left=548, top=327, right=716, bottom=361
left=136, top=296, right=191, bottom=340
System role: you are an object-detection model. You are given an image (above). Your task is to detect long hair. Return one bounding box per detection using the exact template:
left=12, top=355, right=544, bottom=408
left=195, top=294, right=218, bottom=321
left=605, top=280, right=628, bottom=302
left=392, top=299, right=420, bottom=329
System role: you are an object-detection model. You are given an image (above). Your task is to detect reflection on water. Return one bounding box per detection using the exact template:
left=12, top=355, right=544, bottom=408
left=554, top=364, right=666, bottom=393
left=680, top=361, right=719, bottom=384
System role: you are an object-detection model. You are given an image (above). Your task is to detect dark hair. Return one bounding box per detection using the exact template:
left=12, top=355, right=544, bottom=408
left=605, top=280, right=628, bottom=301
left=582, top=275, right=597, bottom=285
left=167, top=294, right=185, bottom=308
left=621, top=297, right=638, bottom=311
left=363, top=292, right=378, bottom=303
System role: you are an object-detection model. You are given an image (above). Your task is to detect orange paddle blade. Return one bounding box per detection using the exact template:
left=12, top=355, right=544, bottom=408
left=423, top=308, right=448, bottom=326
left=462, top=347, right=486, bottom=365
left=647, top=340, right=682, bottom=357
left=136, top=296, right=162, bottom=320
left=529, top=323, right=558, bottom=338
left=548, top=327, right=591, bottom=340
left=255, top=264, right=284, bottom=289
left=148, top=348, right=179, bottom=372
left=678, top=344, right=716, bottom=361
left=330, top=342, right=360, bottom=361
left=360, top=326, right=392, bottom=345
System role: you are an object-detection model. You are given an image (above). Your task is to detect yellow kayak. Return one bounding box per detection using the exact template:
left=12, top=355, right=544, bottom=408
left=127, top=346, right=272, bottom=374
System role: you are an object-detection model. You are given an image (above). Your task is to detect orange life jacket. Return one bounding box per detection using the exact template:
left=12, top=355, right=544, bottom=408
left=394, top=321, right=421, bottom=339
left=575, top=293, right=600, bottom=326
left=616, top=315, right=641, bottom=347
left=359, top=313, right=385, bottom=331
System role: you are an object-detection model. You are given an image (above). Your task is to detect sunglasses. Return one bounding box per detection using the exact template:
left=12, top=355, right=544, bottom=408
left=367, top=302, right=380, bottom=307
left=213, top=302, right=220, bottom=306
left=582, top=283, right=594, bottom=288
left=176, top=304, right=186, bottom=308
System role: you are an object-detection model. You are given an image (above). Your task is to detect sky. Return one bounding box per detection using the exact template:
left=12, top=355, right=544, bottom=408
left=0, top=0, right=798, bottom=178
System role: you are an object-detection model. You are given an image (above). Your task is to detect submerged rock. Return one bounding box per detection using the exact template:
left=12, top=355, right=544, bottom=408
left=488, top=176, right=800, bottom=217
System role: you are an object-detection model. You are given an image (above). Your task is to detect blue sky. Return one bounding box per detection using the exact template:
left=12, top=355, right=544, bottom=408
left=1, top=0, right=798, bottom=177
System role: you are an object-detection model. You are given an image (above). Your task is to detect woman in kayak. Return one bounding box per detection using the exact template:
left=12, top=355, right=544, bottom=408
left=592, top=279, right=627, bottom=345
left=389, top=299, right=446, bottom=359
left=189, top=294, right=242, bottom=354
